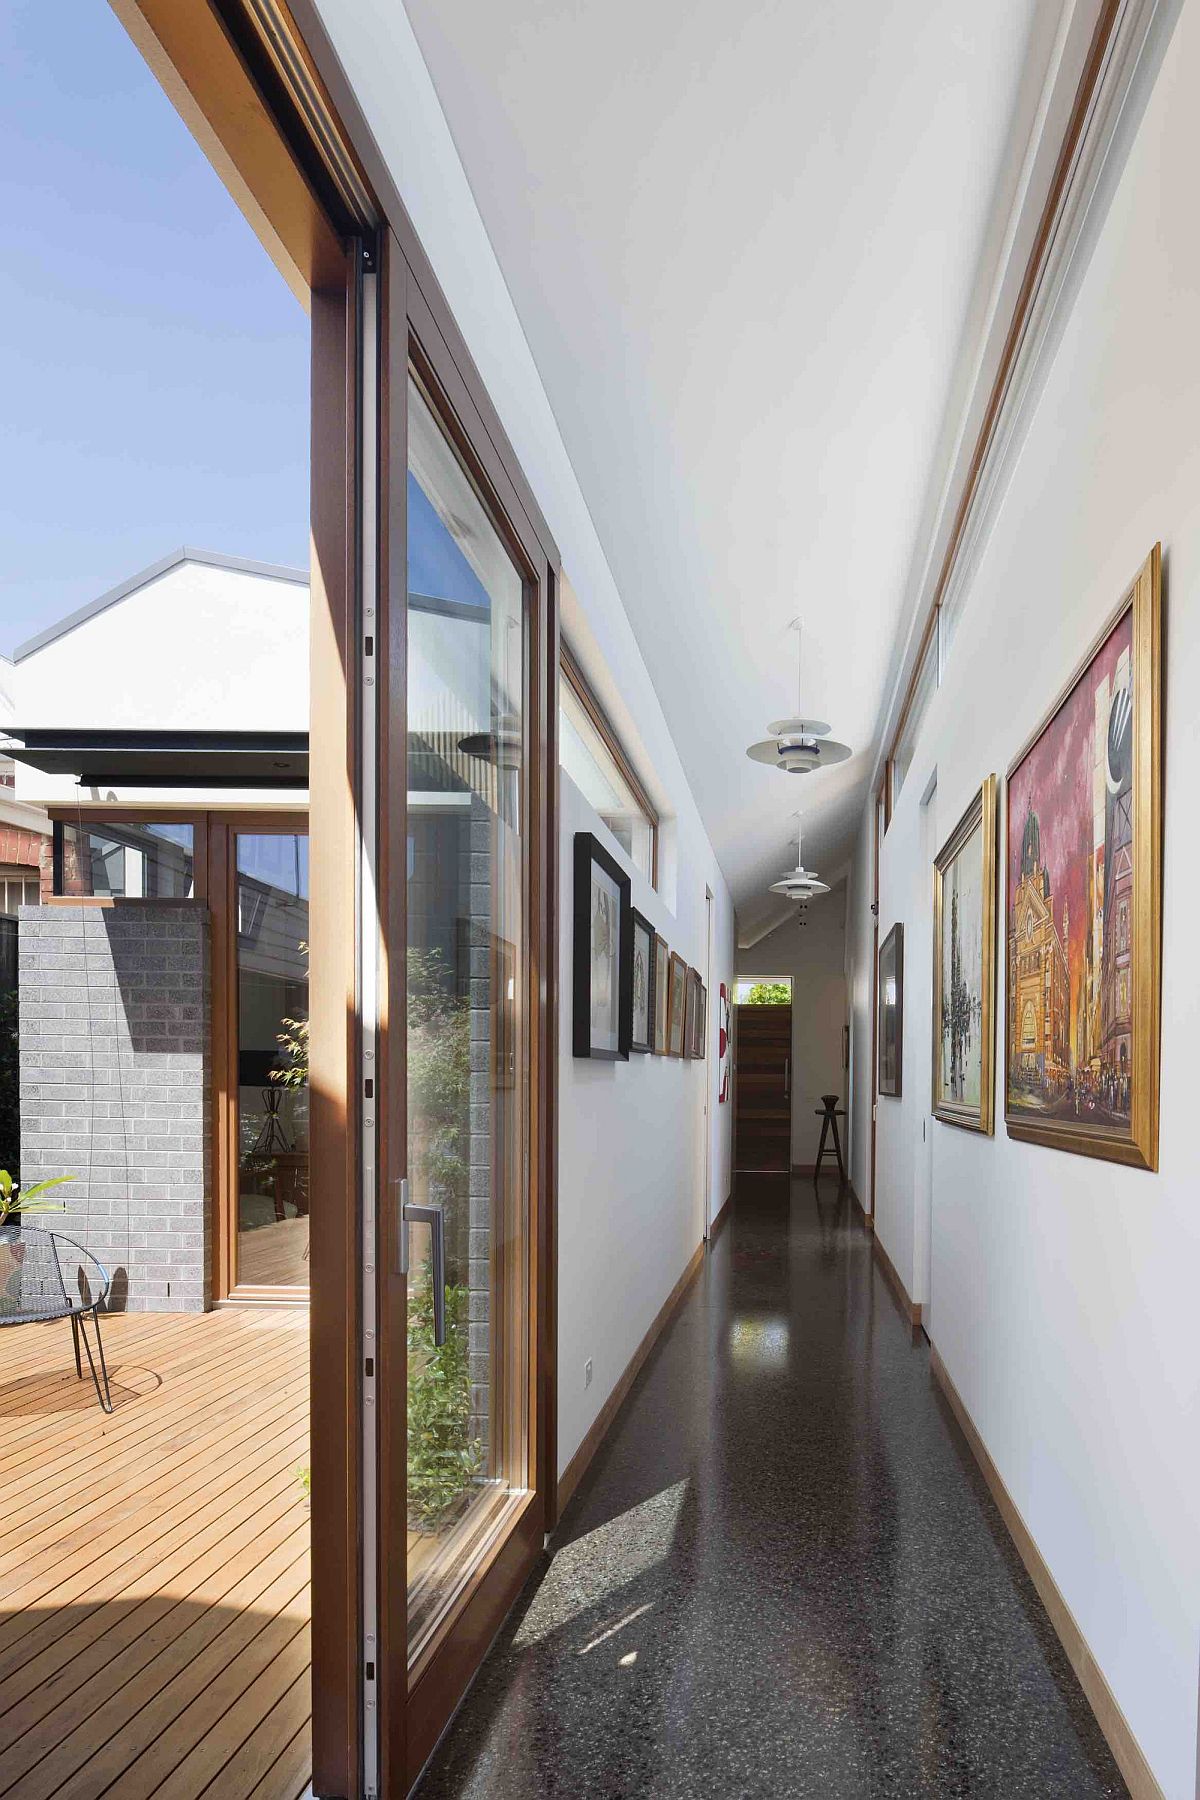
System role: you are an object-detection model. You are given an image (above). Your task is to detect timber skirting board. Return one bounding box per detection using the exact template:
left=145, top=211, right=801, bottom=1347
left=871, top=1226, right=922, bottom=1326
left=708, top=1189, right=733, bottom=1241
left=847, top=1182, right=874, bottom=1232
left=554, top=1240, right=705, bottom=1521
left=931, top=1347, right=1164, bottom=1800
left=845, top=1180, right=874, bottom=1238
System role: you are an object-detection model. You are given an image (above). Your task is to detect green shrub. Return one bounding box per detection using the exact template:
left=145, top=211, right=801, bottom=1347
left=407, top=1253, right=482, bottom=1529
left=743, top=979, right=791, bottom=1005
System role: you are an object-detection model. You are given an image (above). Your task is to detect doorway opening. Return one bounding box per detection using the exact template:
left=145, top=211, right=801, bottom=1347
left=733, top=982, right=793, bottom=1173
left=0, top=5, right=331, bottom=1794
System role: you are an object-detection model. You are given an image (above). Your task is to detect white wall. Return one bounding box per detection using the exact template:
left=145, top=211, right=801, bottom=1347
left=845, top=13, right=1200, bottom=1793
left=737, top=887, right=847, bottom=1169
left=559, top=775, right=732, bottom=1470
left=13, top=557, right=308, bottom=810
left=844, top=806, right=875, bottom=1206
left=307, top=0, right=736, bottom=1480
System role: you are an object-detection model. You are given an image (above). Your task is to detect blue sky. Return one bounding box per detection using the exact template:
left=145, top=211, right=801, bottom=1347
left=0, top=1, right=310, bottom=658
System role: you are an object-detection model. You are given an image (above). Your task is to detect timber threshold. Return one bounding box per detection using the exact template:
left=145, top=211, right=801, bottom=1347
left=0, top=1308, right=310, bottom=1800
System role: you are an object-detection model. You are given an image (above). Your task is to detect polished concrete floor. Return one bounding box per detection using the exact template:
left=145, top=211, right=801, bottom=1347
left=418, top=1178, right=1127, bottom=1798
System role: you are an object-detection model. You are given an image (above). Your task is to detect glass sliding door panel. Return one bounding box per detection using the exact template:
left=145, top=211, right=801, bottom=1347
left=234, top=831, right=310, bottom=1288
left=406, top=373, right=529, bottom=1669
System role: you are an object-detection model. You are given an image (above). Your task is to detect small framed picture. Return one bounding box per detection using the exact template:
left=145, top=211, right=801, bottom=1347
left=629, top=908, right=655, bottom=1054
left=653, top=935, right=669, bottom=1054
left=573, top=832, right=632, bottom=1059
left=878, top=922, right=903, bottom=1097
left=666, top=951, right=688, bottom=1058
left=686, top=968, right=705, bottom=1058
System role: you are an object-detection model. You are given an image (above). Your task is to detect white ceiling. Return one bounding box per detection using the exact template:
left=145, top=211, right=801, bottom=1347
left=402, top=0, right=1061, bottom=938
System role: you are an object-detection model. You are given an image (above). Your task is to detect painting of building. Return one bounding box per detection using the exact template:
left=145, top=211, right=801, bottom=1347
left=933, top=774, right=996, bottom=1133
left=1006, top=609, right=1134, bottom=1135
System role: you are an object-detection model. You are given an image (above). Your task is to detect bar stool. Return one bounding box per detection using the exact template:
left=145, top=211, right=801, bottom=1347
left=813, top=1093, right=846, bottom=1183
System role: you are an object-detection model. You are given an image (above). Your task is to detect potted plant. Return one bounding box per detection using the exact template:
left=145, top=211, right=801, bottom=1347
left=0, top=1168, right=73, bottom=1229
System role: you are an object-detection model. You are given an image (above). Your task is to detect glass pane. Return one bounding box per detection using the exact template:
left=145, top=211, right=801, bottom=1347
left=58, top=821, right=194, bottom=897
left=559, top=676, right=654, bottom=880
left=235, top=833, right=309, bottom=1288
left=406, top=374, right=529, bottom=1668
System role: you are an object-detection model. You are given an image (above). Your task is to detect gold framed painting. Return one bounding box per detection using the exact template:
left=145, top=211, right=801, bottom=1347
left=1004, top=544, right=1162, bottom=1170
left=932, top=775, right=997, bottom=1133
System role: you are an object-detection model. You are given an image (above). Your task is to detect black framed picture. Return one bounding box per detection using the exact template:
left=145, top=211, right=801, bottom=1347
left=878, top=922, right=903, bottom=1097
left=629, top=908, right=655, bottom=1053
left=573, top=832, right=632, bottom=1059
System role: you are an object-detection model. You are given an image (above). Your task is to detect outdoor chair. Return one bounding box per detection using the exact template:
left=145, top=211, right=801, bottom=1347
left=0, top=1224, right=114, bottom=1412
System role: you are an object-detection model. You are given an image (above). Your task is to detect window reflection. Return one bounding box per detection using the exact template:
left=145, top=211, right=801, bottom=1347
left=235, top=832, right=309, bottom=1288
left=729, top=1317, right=791, bottom=1367
left=406, top=374, right=530, bottom=1668
left=58, top=820, right=194, bottom=898
left=559, top=671, right=655, bottom=881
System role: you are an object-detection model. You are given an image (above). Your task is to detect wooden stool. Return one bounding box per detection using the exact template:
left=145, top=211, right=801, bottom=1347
left=813, top=1093, right=846, bottom=1183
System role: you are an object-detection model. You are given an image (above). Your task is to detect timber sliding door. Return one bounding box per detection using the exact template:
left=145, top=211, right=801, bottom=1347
left=376, top=239, right=558, bottom=1792
left=119, top=5, right=559, bottom=1786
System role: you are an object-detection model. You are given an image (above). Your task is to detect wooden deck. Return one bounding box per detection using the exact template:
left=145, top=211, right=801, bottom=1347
left=0, top=1307, right=311, bottom=1800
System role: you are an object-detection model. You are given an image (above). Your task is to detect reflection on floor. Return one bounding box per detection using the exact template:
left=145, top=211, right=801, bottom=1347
left=238, top=1218, right=310, bottom=1289
left=0, top=1307, right=310, bottom=1800
left=418, top=1176, right=1128, bottom=1798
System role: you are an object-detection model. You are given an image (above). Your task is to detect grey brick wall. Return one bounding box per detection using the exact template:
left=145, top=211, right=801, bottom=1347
left=17, top=904, right=211, bottom=1312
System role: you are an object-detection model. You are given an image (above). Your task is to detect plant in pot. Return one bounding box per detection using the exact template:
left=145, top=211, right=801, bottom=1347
left=0, top=1169, right=73, bottom=1228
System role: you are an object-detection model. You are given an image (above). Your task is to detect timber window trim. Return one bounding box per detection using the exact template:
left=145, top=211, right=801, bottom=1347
left=560, top=640, right=659, bottom=887
left=878, top=0, right=1125, bottom=823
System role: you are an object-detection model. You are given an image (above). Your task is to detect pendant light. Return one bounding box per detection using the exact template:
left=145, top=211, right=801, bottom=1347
left=746, top=620, right=851, bottom=774
left=770, top=815, right=830, bottom=900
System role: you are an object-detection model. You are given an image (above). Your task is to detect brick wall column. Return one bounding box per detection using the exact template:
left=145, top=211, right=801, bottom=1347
left=17, top=903, right=211, bottom=1311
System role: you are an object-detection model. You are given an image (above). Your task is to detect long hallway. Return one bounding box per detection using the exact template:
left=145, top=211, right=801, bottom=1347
left=419, top=1179, right=1125, bottom=1797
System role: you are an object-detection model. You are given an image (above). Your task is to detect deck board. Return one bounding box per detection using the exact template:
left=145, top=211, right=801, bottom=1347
left=0, top=1309, right=311, bottom=1800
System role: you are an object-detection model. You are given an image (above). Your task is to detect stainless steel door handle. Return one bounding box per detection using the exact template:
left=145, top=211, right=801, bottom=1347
left=397, top=1181, right=447, bottom=1347
left=783, top=1057, right=790, bottom=1099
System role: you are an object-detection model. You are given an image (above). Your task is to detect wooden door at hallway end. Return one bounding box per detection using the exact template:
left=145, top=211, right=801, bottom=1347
left=734, top=1003, right=792, bottom=1172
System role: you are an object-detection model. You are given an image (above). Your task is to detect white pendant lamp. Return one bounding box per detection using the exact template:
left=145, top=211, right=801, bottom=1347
left=770, top=815, right=830, bottom=900
left=746, top=620, right=851, bottom=774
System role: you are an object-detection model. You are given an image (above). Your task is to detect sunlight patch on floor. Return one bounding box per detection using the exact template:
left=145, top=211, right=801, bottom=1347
left=512, top=1479, right=689, bottom=1649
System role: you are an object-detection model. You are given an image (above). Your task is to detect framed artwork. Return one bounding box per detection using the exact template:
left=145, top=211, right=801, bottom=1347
left=877, top=923, right=903, bottom=1097
left=653, top=935, right=669, bottom=1054
left=629, top=908, right=655, bottom=1054
left=932, top=775, right=998, bottom=1134
left=666, top=951, right=688, bottom=1058
left=718, top=983, right=731, bottom=1101
left=1005, top=546, right=1162, bottom=1169
left=685, top=969, right=705, bottom=1059
left=572, top=832, right=631, bottom=1059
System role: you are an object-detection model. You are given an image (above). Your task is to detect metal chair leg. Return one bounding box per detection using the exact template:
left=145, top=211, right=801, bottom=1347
left=69, top=1312, right=83, bottom=1381
left=75, top=1307, right=114, bottom=1414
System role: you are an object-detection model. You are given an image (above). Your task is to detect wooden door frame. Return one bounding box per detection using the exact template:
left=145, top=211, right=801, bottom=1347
left=732, top=996, right=794, bottom=1174
left=210, top=811, right=311, bottom=1304
left=109, top=6, right=365, bottom=1792
left=379, top=231, right=560, bottom=1794
left=111, top=5, right=560, bottom=1793
left=48, top=802, right=310, bottom=1307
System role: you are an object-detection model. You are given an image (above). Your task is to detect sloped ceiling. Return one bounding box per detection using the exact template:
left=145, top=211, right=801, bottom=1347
left=401, top=0, right=1063, bottom=938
